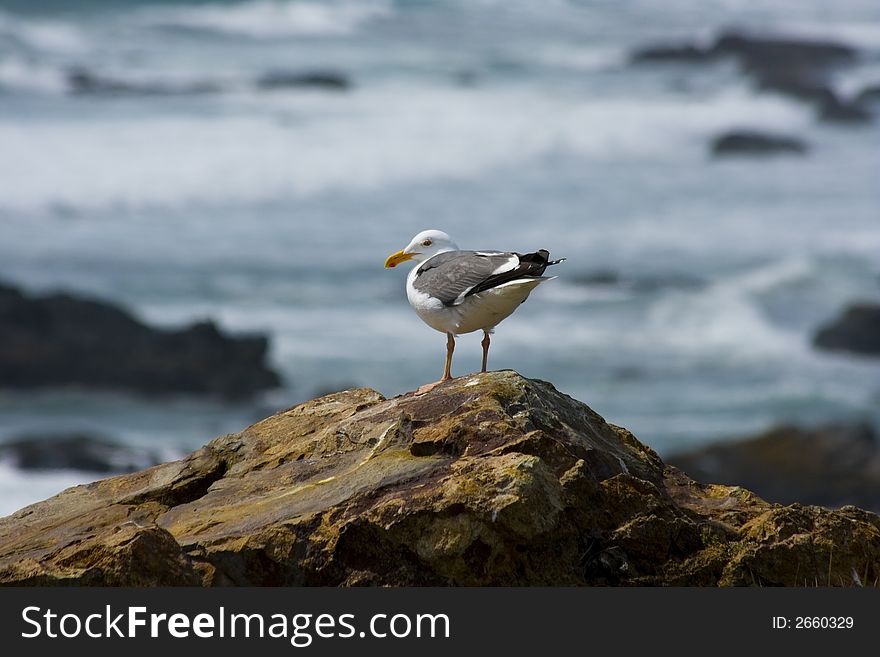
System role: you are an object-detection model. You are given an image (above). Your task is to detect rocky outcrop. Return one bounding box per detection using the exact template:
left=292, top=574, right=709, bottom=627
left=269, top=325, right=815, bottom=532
left=670, top=424, right=880, bottom=513
left=1, top=371, right=877, bottom=587
left=711, top=130, right=808, bottom=157
left=712, top=31, right=856, bottom=78
left=632, top=31, right=856, bottom=70
left=813, top=303, right=880, bottom=357
left=0, top=433, right=164, bottom=474
left=632, top=30, right=871, bottom=125
left=0, top=281, right=281, bottom=398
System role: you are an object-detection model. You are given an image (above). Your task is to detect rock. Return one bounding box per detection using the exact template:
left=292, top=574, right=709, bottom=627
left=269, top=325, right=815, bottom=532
left=67, top=67, right=353, bottom=96
left=630, top=44, right=717, bottom=64
left=813, top=303, right=880, bottom=356
left=0, top=433, right=164, bottom=474
left=669, top=424, right=880, bottom=513
left=632, top=31, right=856, bottom=72
left=67, top=68, right=221, bottom=96
left=711, top=130, right=808, bottom=157
left=818, top=96, right=873, bottom=123
left=574, top=269, right=622, bottom=286
left=631, top=31, right=872, bottom=125
left=713, top=31, right=857, bottom=75
left=752, top=73, right=836, bottom=105
left=256, top=71, right=350, bottom=91
left=1, top=371, right=877, bottom=586
left=0, top=280, right=281, bottom=398
left=855, top=84, right=880, bottom=106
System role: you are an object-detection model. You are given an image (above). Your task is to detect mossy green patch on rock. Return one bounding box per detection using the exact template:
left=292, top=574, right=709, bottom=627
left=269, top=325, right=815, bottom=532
left=1, top=370, right=878, bottom=586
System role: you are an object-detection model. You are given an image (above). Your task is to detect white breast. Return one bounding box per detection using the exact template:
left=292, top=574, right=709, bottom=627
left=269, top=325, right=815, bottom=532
left=406, top=266, right=459, bottom=334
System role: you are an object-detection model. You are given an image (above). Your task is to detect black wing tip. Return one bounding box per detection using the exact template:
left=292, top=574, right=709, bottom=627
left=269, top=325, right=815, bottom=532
left=529, top=250, right=565, bottom=267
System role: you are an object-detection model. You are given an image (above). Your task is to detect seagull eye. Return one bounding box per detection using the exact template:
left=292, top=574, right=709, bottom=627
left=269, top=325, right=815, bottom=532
left=421, top=239, right=432, bottom=247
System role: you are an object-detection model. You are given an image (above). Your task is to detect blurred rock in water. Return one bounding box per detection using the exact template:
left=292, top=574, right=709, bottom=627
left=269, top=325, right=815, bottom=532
left=711, top=130, right=808, bottom=157
left=818, top=96, right=873, bottom=124
left=632, top=30, right=856, bottom=69
left=255, top=70, right=351, bottom=91
left=67, top=67, right=222, bottom=96
left=670, top=424, right=880, bottom=512
left=712, top=30, right=857, bottom=74
left=813, top=303, right=880, bottom=356
left=632, top=29, right=872, bottom=125
left=630, top=43, right=719, bottom=64
left=753, top=74, right=836, bottom=104
left=856, top=84, right=880, bottom=106
left=0, top=433, right=163, bottom=474
left=0, top=280, right=281, bottom=399
left=67, top=67, right=352, bottom=97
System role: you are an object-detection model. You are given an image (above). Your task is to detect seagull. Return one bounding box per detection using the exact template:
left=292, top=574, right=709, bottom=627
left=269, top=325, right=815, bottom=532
left=384, top=229, right=564, bottom=392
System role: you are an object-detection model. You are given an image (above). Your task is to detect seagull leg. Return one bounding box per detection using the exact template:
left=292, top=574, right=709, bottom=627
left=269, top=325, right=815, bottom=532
left=442, top=332, right=455, bottom=381
left=481, top=330, right=490, bottom=373
left=415, top=332, right=455, bottom=395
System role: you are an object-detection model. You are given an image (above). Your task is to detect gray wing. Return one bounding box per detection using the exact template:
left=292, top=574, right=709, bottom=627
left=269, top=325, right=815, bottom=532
left=412, top=251, right=517, bottom=307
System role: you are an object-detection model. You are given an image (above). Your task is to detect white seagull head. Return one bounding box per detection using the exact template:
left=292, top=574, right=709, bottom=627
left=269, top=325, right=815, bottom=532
left=384, top=229, right=460, bottom=268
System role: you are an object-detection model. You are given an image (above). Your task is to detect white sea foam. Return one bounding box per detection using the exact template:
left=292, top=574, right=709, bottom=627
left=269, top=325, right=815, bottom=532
left=136, top=0, right=391, bottom=38
left=0, top=56, right=67, bottom=94
left=721, top=257, right=815, bottom=296
left=0, top=10, right=87, bottom=54
left=0, top=84, right=811, bottom=214
left=645, top=285, right=798, bottom=360
left=529, top=44, right=626, bottom=72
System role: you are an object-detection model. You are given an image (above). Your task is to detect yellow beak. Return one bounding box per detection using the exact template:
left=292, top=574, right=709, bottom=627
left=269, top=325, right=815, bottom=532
left=384, top=250, right=417, bottom=268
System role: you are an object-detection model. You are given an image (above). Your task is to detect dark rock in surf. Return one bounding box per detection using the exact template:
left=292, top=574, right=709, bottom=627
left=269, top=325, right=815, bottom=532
left=670, top=423, right=880, bottom=513
left=813, top=303, right=880, bottom=356
left=0, top=433, right=164, bottom=474
left=631, top=30, right=871, bottom=125
left=818, top=96, right=873, bottom=123
left=256, top=70, right=351, bottom=91
left=752, top=73, right=836, bottom=104
left=0, top=280, right=281, bottom=399
left=631, top=44, right=717, bottom=64
left=712, top=31, right=857, bottom=75
left=855, top=84, right=880, bottom=106
left=711, top=130, right=808, bottom=157
left=67, top=68, right=221, bottom=96
left=632, top=31, right=857, bottom=72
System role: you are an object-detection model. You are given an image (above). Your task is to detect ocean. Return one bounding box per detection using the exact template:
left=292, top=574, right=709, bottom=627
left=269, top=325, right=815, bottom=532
left=1, top=0, right=879, bottom=516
